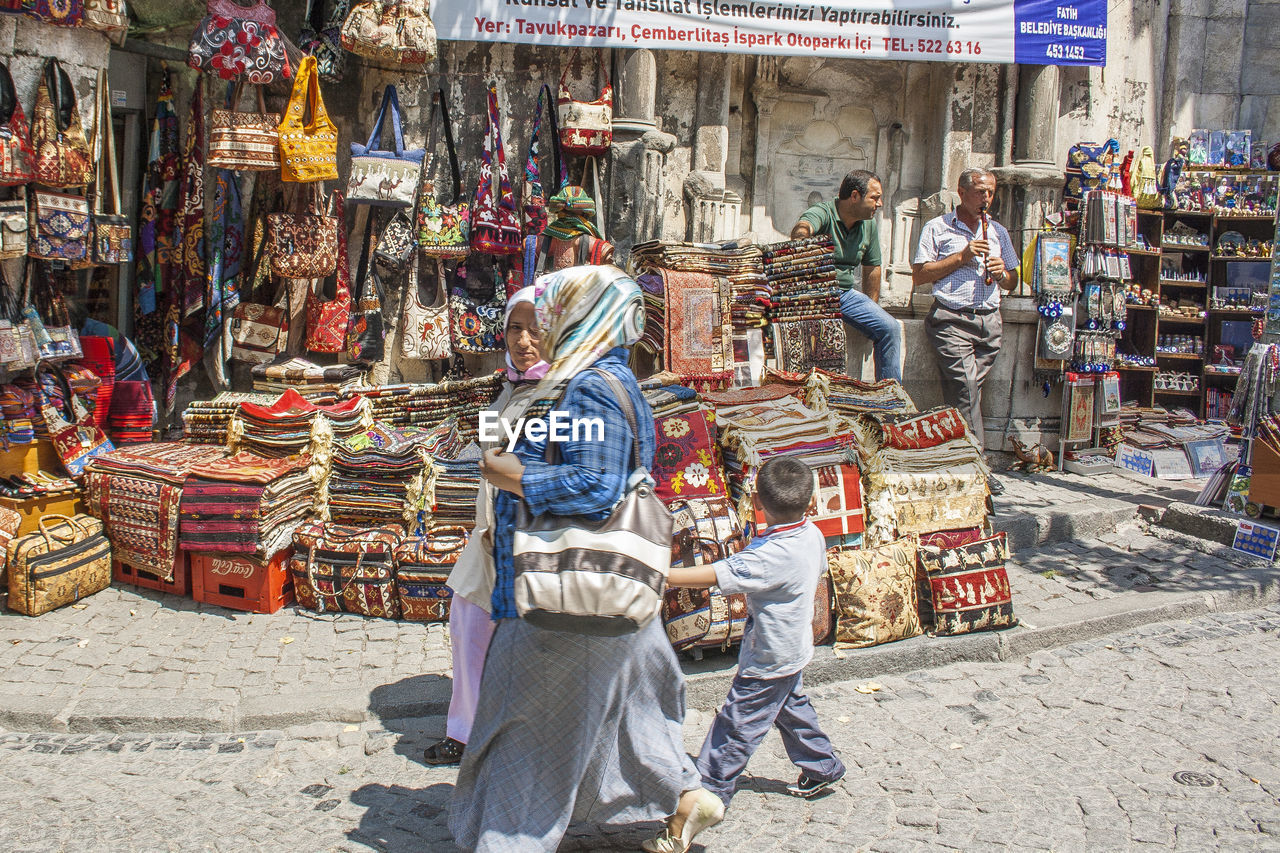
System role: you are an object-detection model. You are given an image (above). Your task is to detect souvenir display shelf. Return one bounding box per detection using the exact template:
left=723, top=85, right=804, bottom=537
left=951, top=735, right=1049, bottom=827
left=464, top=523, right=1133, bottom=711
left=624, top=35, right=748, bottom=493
left=1117, top=201, right=1276, bottom=418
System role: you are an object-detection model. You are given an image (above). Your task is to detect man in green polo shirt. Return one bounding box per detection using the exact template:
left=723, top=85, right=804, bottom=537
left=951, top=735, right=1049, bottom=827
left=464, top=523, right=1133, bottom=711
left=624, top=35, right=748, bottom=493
left=790, top=170, right=902, bottom=381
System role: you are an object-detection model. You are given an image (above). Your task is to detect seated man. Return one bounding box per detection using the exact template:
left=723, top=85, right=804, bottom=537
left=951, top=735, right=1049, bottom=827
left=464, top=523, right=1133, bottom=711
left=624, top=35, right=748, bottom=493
left=791, top=170, right=902, bottom=382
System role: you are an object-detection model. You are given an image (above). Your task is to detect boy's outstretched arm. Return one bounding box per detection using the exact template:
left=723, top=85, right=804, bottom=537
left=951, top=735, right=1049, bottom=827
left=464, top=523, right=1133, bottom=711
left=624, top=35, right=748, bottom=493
left=667, top=563, right=720, bottom=588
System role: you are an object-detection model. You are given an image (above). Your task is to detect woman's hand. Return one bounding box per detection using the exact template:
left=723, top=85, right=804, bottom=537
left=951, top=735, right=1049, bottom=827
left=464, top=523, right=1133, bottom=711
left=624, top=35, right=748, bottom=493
left=480, top=448, right=526, bottom=497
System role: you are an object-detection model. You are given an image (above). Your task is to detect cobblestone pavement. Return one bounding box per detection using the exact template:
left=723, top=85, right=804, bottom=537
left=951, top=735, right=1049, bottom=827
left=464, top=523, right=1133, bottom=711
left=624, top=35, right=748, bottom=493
left=1, top=605, right=1278, bottom=851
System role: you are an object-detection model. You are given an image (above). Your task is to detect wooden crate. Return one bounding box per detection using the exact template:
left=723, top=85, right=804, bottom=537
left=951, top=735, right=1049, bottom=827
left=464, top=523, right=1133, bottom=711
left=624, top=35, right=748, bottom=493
left=113, top=553, right=191, bottom=597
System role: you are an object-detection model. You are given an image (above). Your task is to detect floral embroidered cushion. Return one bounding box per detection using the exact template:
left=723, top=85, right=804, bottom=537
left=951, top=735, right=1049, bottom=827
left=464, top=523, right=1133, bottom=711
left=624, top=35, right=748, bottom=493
left=651, top=407, right=728, bottom=504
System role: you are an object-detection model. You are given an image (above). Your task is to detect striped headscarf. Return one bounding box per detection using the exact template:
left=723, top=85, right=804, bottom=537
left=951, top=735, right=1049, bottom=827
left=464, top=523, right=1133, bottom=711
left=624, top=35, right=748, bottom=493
left=515, top=265, right=643, bottom=422
left=542, top=185, right=602, bottom=241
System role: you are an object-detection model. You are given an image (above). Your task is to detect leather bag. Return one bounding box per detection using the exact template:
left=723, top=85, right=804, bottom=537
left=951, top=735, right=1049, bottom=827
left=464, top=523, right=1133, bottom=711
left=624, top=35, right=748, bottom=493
left=416, top=89, right=470, bottom=258
left=347, top=84, right=423, bottom=208
left=188, top=0, right=291, bottom=84
left=267, top=187, right=339, bottom=278
left=0, top=62, right=36, bottom=186
left=31, top=58, right=93, bottom=189
left=557, top=49, right=612, bottom=157
left=470, top=84, right=521, bottom=256
left=300, top=0, right=348, bottom=82
left=0, top=195, right=27, bottom=259
left=209, top=82, right=281, bottom=172
left=82, top=0, right=129, bottom=45
left=400, top=258, right=451, bottom=360
left=290, top=521, right=404, bottom=618
left=303, top=192, right=351, bottom=353
left=30, top=189, right=90, bottom=264
left=8, top=514, right=112, bottom=617
left=278, top=55, right=338, bottom=183
left=90, top=70, right=132, bottom=266
left=340, top=0, right=436, bottom=70
left=513, top=368, right=673, bottom=636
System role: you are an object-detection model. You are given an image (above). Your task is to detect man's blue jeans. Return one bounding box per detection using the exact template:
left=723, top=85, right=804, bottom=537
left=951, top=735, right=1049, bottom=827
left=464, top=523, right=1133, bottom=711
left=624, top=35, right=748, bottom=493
left=839, top=287, right=903, bottom=382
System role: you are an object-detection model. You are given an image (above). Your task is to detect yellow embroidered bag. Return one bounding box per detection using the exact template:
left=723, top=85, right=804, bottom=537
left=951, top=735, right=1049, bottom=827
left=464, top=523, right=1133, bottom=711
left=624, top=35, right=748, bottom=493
left=277, top=56, right=338, bottom=183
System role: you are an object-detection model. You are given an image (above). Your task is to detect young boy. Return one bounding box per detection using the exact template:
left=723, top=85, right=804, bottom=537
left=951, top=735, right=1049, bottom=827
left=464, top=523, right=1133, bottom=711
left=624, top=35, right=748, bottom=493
left=644, top=456, right=846, bottom=853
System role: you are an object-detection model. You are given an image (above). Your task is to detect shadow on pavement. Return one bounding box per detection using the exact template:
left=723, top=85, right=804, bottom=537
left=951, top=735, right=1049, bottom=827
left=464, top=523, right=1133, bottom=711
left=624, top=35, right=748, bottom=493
left=367, top=675, right=456, bottom=769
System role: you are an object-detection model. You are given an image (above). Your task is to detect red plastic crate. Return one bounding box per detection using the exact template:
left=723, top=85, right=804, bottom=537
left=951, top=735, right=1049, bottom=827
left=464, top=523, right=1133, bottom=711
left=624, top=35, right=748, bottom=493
left=113, top=553, right=191, bottom=597
left=191, top=549, right=294, bottom=614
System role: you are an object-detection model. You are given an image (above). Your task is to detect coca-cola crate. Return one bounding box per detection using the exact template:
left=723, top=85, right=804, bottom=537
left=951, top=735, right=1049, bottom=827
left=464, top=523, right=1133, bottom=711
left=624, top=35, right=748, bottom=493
left=192, top=549, right=294, bottom=614
left=113, top=553, right=191, bottom=597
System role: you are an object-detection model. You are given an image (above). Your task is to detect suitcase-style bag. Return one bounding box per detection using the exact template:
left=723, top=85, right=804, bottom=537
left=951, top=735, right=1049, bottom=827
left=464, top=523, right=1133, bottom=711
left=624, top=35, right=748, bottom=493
left=8, top=514, right=112, bottom=616
left=661, top=495, right=749, bottom=655
left=291, top=521, right=404, bottom=618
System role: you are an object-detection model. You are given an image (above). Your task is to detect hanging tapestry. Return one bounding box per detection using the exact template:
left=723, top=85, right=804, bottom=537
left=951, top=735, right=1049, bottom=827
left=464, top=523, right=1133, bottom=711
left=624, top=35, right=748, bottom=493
left=136, top=69, right=181, bottom=339
left=204, top=165, right=244, bottom=388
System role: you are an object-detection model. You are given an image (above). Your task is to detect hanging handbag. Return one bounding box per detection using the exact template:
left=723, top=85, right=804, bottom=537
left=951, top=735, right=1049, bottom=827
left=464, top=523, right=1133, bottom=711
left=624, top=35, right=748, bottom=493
left=27, top=0, right=83, bottom=26
left=277, top=56, right=338, bottom=183
left=31, top=58, right=93, bottom=189
left=0, top=194, right=27, bottom=259
left=400, top=257, right=451, bottom=360
left=557, top=49, right=612, bottom=157
left=30, top=189, right=90, bottom=263
left=230, top=241, right=289, bottom=363
left=267, top=187, right=339, bottom=278
left=31, top=270, right=81, bottom=359
left=43, top=386, right=114, bottom=478
left=0, top=62, right=35, bottom=186
left=209, top=82, right=281, bottom=172
left=523, top=84, right=563, bottom=238
left=470, top=84, right=521, bottom=256
left=513, top=368, right=672, bottom=636
left=90, top=70, right=132, bottom=266
left=0, top=266, right=36, bottom=371
left=416, top=89, right=470, bottom=259
left=300, top=0, right=348, bottom=83
left=188, top=0, right=291, bottom=84
left=82, top=0, right=129, bottom=45
left=449, top=271, right=504, bottom=354
left=346, top=216, right=385, bottom=363
left=304, top=192, right=351, bottom=353
left=347, top=84, right=423, bottom=208
left=373, top=209, right=415, bottom=269
left=340, top=0, right=436, bottom=70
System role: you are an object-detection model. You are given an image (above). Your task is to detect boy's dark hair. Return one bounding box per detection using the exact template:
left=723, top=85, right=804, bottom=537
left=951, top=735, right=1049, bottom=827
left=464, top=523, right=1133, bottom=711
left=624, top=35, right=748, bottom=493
left=755, top=456, right=814, bottom=521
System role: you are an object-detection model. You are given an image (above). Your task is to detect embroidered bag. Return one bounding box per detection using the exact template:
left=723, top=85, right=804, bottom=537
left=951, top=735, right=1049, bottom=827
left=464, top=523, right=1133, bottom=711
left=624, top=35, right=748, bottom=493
left=291, top=521, right=404, bottom=618
left=1063, top=139, right=1118, bottom=207
left=880, top=406, right=968, bottom=450
left=373, top=209, right=415, bottom=269
left=0, top=195, right=27, bottom=259
left=266, top=187, right=339, bottom=278
left=340, top=0, right=436, bottom=70
left=209, top=82, right=280, bottom=172
left=347, top=84, right=423, bottom=208
left=1133, top=145, right=1162, bottom=210
left=188, top=0, right=291, bottom=84
left=277, top=55, right=338, bottom=183
left=394, top=526, right=466, bottom=621
left=523, top=84, right=562, bottom=237
left=400, top=258, right=451, bottom=360
left=652, top=407, right=728, bottom=503
left=31, top=58, right=93, bottom=189
left=449, top=276, right=504, bottom=354
left=27, top=0, right=83, bottom=26
left=90, top=70, right=132, bottom=266
left=828, top=538, right=923, bottom=649
left=82, top=0, right=128, bottom=45
left=470, top=84, right=521, bottom=256
left=230, top=243, right=289, bottom=364
left=557, top=49, right=612, bottom=157
left=416, top=89, right=470, bottom=258
left=0, top=62, right=35, bottom=186
left=662, top=495, right=749, bottom=652
left=30, top=189, right=90, bottom=263
left=346, top=218, right=385, bottom=363
left=299, top=0, right=348, bottom=82
left=917, top=532, right=1017, bottom=635
left=304, top=192, right=351, bottom=353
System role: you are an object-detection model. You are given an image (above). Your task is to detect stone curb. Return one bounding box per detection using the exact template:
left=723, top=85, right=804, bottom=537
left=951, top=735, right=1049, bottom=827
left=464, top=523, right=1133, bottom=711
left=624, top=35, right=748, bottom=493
left=6, top=567, right=1275, bottom=734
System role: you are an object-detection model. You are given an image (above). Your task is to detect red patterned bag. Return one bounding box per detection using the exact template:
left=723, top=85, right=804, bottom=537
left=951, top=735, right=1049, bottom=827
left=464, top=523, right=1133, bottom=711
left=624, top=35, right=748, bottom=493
left=881, top=406, right=968, bottom=450
left=652, top=408, right=728, bottom=504
left=304, top=194, right=351, bottom=354
left=31, top=58, right=93, bottom=189
left=469, top=84, right=521, bottom=256
left=662, top=496, right=750, bottom=653
left=291, top=521, right=404, bottom=619
left=557, top=49, right=612, bottom=156
left=0, top=62, right=35, bottom=186
left=267, top=188, right=339, bottom=279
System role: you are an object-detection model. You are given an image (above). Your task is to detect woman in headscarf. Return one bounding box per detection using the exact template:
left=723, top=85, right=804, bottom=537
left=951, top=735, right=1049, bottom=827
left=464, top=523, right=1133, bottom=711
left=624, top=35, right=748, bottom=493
left=448, top=266, right=722, bottom=853
left=423, top=287, right=549, bottom=767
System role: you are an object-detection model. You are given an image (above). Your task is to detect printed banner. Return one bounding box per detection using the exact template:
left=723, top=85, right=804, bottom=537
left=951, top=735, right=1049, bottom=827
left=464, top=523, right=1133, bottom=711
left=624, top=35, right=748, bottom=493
left=437, top=0, right=1106, bottom=66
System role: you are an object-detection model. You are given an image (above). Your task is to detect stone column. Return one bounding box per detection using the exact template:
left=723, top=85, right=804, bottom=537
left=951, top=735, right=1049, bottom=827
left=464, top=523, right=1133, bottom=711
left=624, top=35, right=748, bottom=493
left=607, top=49, right=676, bottom=260
left=1013, top=65, right=1061, bottom=165
left=684, top=52, right=739, bottom=242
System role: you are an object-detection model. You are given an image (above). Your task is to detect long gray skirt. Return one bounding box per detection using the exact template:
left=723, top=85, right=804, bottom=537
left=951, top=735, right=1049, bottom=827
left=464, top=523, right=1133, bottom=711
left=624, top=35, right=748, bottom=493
left=447, top=616, right=701, bottom=852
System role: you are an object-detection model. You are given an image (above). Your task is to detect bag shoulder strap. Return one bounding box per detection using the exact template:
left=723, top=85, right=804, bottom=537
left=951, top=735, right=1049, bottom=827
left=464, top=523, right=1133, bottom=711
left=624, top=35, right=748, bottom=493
left=543, top=366, right=643, bottom=471
left=425, top=89, right=462, bottom=205
left=94, top=69, right=122, bottom=217
left=364, top=85, right=406, bottom=156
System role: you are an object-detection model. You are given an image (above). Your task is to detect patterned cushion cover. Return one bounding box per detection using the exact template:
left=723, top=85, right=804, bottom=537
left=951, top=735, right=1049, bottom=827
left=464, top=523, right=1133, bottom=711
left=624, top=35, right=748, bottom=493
left=754, top=462, right=864, bottom=537
left=828, top=538, right=922, bottom=649
left=652, top=408, right=729, bottom=503
left=917, top=532, right=1017, bottom=635
left=881, top=406, right=968, bottom=450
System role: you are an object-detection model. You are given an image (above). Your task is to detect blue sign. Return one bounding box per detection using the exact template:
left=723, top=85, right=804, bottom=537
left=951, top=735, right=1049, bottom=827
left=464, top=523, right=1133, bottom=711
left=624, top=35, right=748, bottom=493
left=1014, top=0, right=1107, bottom=66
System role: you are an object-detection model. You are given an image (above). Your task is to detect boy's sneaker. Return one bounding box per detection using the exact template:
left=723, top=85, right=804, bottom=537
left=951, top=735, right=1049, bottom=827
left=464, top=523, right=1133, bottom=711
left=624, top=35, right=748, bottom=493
left=787, top=773, right=843, bottom=799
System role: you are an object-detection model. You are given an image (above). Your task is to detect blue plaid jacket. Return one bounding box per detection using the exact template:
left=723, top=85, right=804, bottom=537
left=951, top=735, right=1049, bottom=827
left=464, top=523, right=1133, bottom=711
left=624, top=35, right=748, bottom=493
left=490, top=348, right=656, bottom=619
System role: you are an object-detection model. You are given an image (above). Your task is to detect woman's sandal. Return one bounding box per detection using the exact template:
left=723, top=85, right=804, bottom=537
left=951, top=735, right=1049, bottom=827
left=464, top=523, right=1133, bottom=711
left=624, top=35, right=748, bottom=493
left=422, top=737, right=465, bottom=766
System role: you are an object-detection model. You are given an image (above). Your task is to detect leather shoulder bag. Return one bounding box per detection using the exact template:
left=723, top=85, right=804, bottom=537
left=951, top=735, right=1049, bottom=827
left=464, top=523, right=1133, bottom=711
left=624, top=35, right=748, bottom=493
left=513, top=368, right=673, bottom=636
